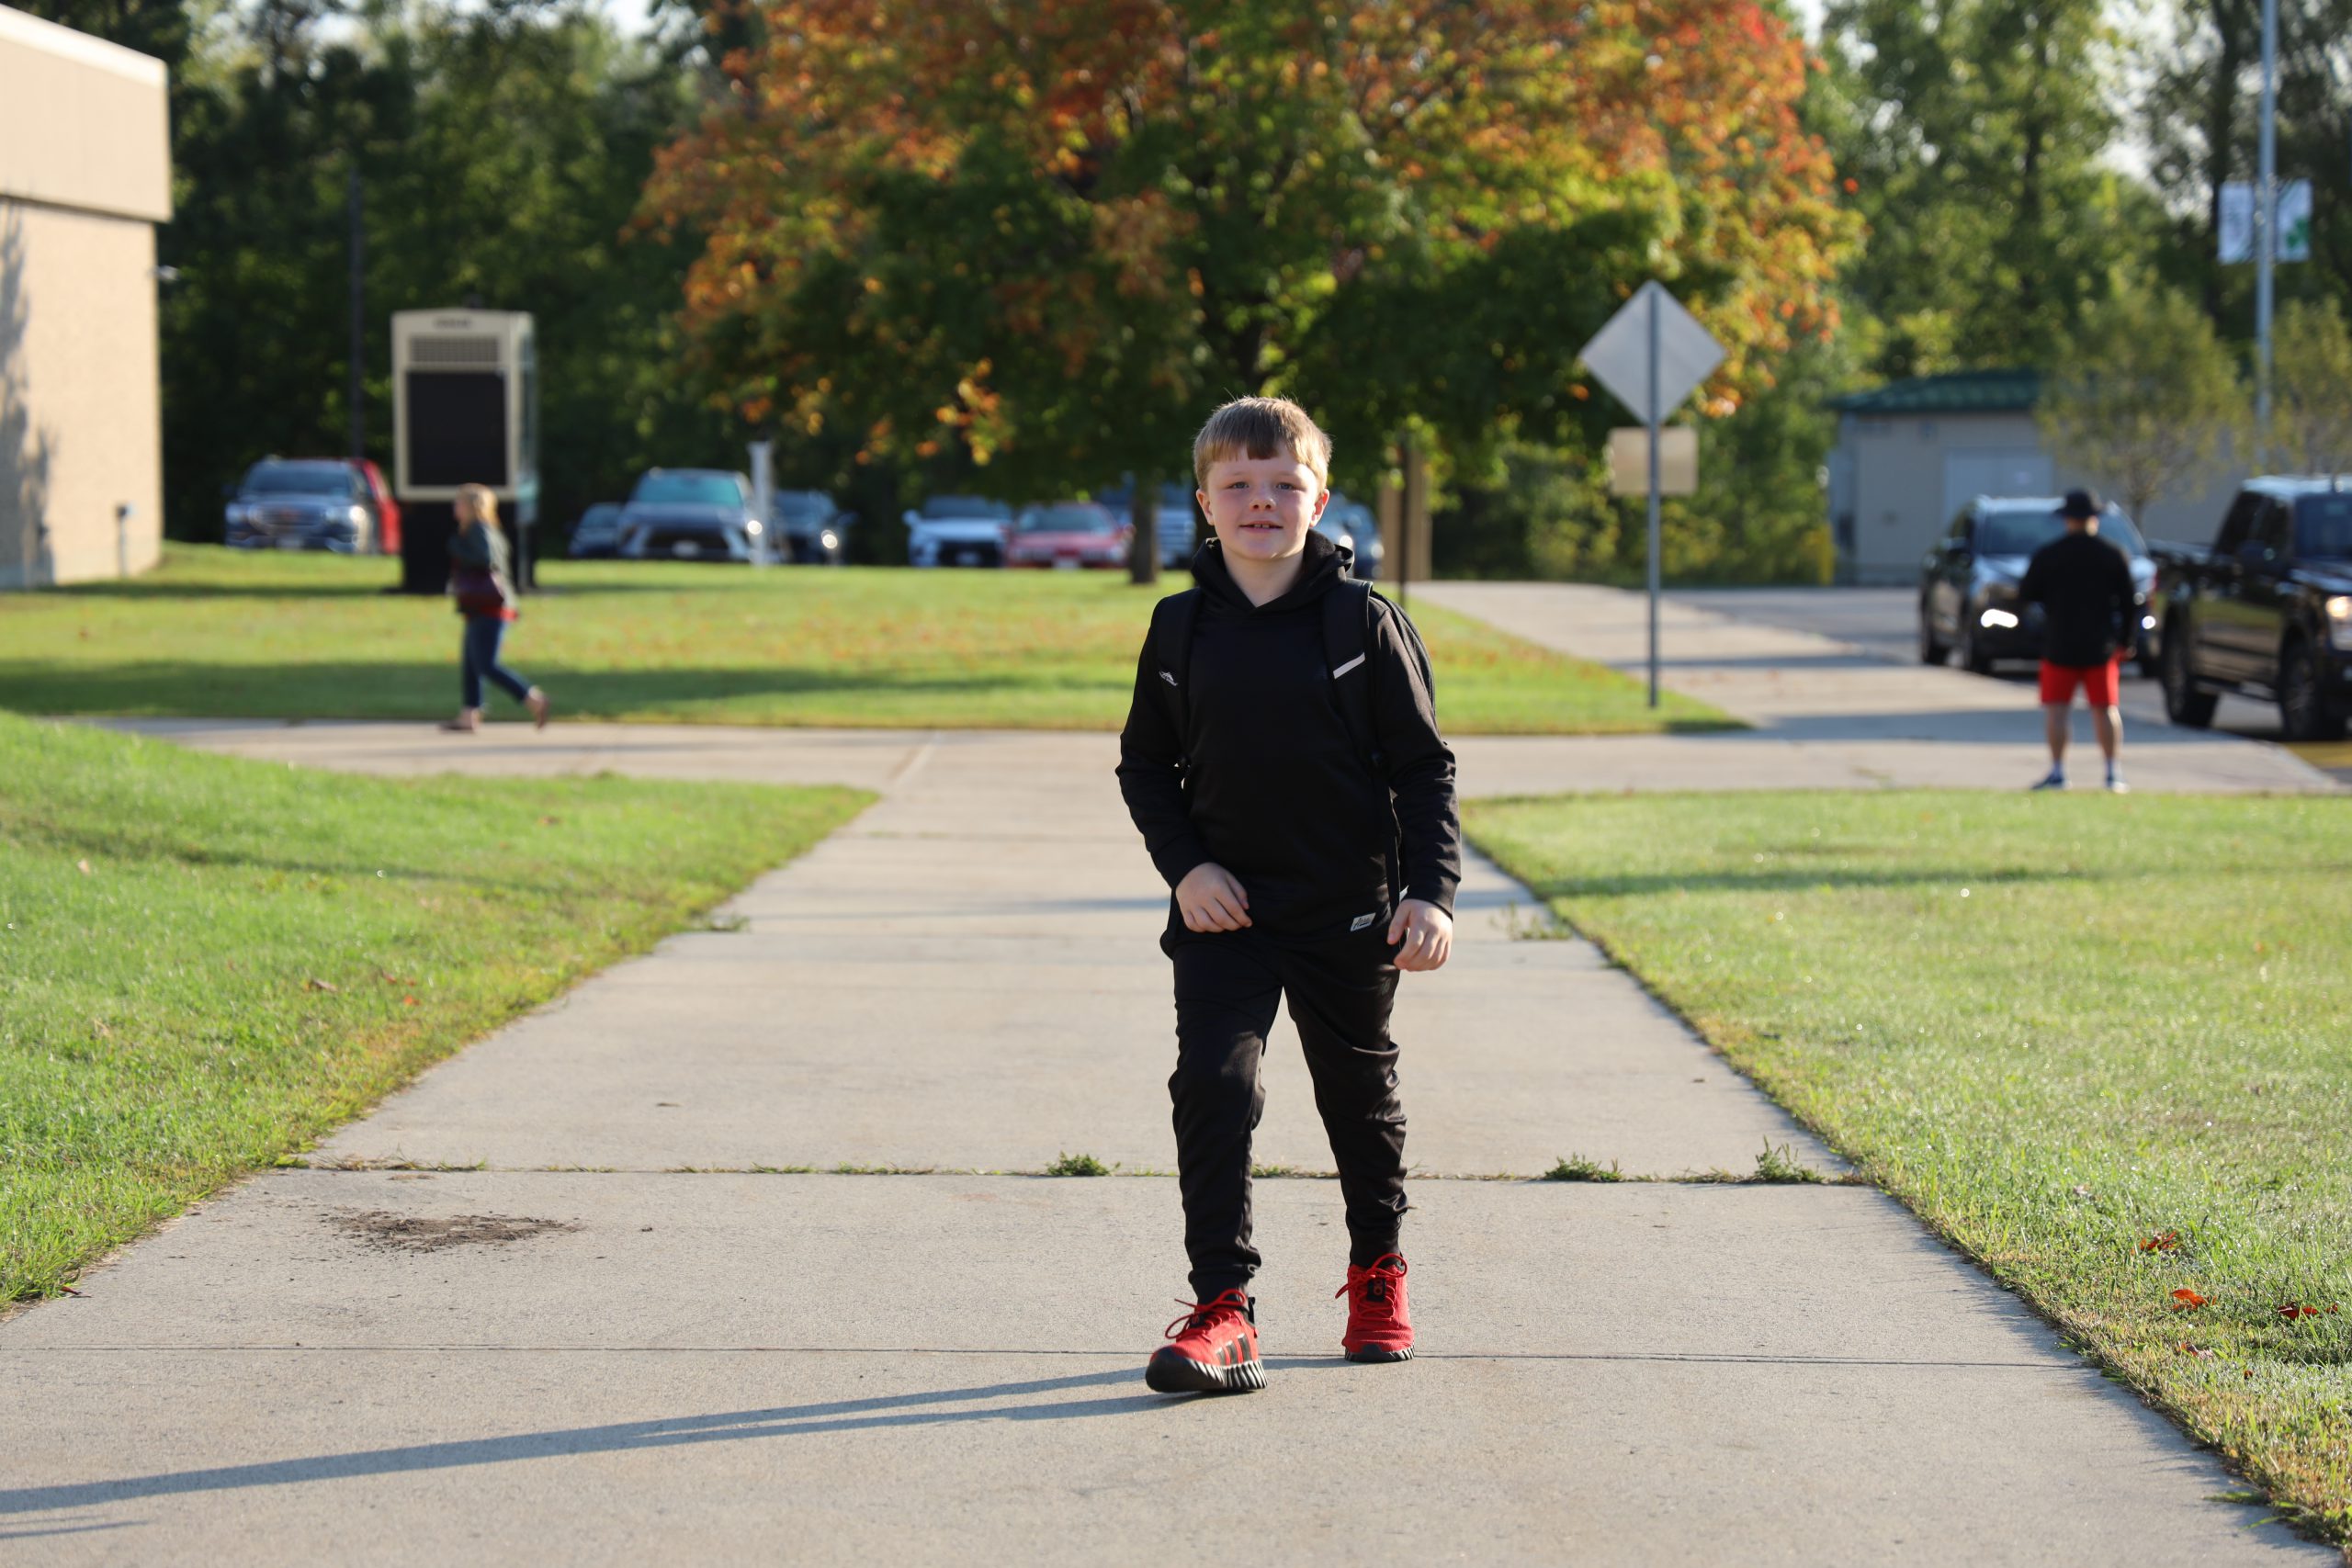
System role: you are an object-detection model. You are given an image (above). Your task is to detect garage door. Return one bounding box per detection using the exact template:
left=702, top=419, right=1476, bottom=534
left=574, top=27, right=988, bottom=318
left=1942, top=450, right=2053, bottom=522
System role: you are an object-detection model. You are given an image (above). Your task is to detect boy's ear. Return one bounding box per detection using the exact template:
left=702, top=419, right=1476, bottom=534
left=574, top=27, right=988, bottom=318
left=1312, top=487, right=1331, bottom=521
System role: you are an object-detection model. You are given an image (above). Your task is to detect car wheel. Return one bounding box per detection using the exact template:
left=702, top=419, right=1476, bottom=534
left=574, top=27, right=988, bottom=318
left=1958, top=621, right=1994, bottom=676
left=1917, top=603, right=1947, bottom=665
left=2161, top=628, right=2218, bottom=728
left=2278, top=637, right=2347, bottom=742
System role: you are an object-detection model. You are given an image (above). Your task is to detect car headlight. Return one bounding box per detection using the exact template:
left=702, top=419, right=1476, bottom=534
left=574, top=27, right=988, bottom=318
left=226, top=503, right=252, bottom=525
left=1981, top=607, right=2020, bottom=629
left=820, top=530, right=839, bottom=551
left=2326, top=595, right=2352, bottom=651
left=745, top=519, right=763, bottom=536
left=346, top=505, right=368, bottom=529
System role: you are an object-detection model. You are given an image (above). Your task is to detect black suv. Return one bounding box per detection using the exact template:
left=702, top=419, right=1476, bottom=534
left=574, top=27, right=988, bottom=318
left=2152, top=477, right=2352, bottom=739
left=1919, top=496, right=2154, bottom=674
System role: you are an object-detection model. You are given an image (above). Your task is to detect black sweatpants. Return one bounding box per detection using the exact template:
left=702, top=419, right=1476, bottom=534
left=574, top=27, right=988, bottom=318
left=1163, top=916, right=1408, bottom=1298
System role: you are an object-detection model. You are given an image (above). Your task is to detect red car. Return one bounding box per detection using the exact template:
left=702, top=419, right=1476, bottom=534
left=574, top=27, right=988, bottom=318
left=1006, top=502, right=1130, bottom=569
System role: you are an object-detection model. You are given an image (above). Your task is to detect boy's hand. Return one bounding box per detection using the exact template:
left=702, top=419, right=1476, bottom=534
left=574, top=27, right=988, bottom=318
left=1175, top=863, right=1252, bottom=932
left=1386, top=898, right=1453, bottom=972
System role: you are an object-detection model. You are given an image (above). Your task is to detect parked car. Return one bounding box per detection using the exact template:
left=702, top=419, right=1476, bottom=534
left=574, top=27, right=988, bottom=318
left=224, top=457, right=400, bottom=555
left=616, top=468, right=764, bottom=563
left=2151, top=476, right=2352, bottom=739
left=566, top=502, right=625, bottom=559
left=773, top=490, right=853, bottom=564
left=1006, top=502, right=1131, bottom=569
left=1917, top=496, right=2154, bottom=674
left=905, top=494, right=1012, bottom=568
left=1316, top=491, right=1385, bottom=581
left=1097, top=481, right=1201, bottom=569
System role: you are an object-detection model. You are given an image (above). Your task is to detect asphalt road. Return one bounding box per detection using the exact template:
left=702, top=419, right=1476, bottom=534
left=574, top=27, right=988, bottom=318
left=1672, top=587, right=2289, bottom=739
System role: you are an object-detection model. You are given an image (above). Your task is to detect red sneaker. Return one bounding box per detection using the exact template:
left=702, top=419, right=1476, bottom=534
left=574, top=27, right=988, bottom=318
left=1146, top=1288, right=1264, bottom=1393
left=1337, top=1253, right=1413, bottom=1362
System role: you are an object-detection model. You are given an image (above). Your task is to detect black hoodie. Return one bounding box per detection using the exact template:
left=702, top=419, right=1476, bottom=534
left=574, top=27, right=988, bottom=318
left=1116, top=531, right=1462, bottom=935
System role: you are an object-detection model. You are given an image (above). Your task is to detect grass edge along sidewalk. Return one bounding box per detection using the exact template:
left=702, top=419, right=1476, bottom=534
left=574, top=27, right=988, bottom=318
left=0, top=713, right=871, bottom=1303
left=0, top=545, right=1735, bottom=736
left=1466, top=790, right=2351, bottom=1548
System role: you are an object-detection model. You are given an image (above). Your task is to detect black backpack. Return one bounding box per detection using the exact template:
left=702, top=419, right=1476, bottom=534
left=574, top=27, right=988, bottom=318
left=1142, top=573, right=1434, bottom=781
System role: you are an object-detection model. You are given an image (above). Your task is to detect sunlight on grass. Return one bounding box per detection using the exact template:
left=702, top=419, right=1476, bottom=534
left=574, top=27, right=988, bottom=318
left=0, top=545, right=1734, bottom=735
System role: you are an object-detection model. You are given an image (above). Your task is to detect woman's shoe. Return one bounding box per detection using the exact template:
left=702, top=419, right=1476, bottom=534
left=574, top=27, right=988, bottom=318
left=439, top=709, right=481, bottom=733
left=526, top=688, right=550, bottom=729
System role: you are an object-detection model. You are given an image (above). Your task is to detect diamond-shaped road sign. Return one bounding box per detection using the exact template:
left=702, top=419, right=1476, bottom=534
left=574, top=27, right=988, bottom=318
left=1578, top=282, right=1726, bottom=421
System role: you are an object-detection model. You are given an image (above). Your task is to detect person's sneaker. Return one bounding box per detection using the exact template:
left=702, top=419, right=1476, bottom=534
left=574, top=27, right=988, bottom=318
left=2030, top=770, right=2067, bottom=791
left=1336, top=1253, right=1414, bottom=1363
left=1146, top=1289, right=1263, bottom=1394
left=2107, top=773, right=2131, bottom=795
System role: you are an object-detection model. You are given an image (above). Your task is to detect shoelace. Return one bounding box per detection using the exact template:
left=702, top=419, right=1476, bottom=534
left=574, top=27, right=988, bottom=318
left=1164, top=1292, right=1248, bottom=1341
left=1338, top=1255, right=1408, bottom=1317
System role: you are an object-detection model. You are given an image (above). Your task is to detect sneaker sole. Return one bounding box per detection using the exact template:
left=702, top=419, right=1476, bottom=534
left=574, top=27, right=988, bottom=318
left=1145, top=1349, right=1266, bottom=1394
left=1344, top=1346, right=1414, bottom=1364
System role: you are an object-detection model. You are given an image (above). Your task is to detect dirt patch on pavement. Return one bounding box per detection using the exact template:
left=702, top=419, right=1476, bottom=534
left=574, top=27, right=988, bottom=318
left=332, top=1211, right=578, bottom=1253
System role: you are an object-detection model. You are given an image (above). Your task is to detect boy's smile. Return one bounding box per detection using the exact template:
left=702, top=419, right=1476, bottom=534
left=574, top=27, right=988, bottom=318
left=1198, top=453, right=1329, bottom=602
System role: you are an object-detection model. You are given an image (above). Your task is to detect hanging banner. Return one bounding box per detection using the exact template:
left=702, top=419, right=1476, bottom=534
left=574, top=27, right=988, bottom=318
left=2219, top=182, right=2255, bottom=264
left=2278, top=179, right=2313, bottom=263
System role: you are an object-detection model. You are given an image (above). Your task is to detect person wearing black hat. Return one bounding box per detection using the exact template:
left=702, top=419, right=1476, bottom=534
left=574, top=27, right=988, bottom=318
left=2018, top=489, right=2138, bottom=792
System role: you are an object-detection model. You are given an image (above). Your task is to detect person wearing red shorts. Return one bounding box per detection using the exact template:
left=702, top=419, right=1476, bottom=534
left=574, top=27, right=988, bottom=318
left=2018, top=490, right=2138, bottom=793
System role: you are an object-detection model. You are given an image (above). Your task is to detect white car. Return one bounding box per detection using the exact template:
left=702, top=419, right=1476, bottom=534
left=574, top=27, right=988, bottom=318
left=905, top=495, right=1012, bottom=568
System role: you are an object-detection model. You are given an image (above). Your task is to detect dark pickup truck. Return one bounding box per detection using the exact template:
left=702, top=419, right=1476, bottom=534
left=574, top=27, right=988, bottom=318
left=2151, top=477, right=2352, bottom=739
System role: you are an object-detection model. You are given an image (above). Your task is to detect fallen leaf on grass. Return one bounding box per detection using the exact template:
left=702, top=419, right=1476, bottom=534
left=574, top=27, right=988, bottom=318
left=75, top=859, right=91, bottom=874
left=2175, top=1342, right=2215, bottom=1359
left=401, top=995, right=419, bottom=1007
left=2169, top=1289, right=2209, bottom=1310
left=305, top=978, right=339, bottom=993
left=2140, top=1230, right=2182, bottom=1253
left=378, top=973, right=419, bottom=987
left=2277, top=1303, right=2328, bottom=1321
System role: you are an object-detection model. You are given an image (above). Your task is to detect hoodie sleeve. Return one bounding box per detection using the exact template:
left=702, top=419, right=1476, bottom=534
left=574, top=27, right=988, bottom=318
left=1115, top=634, right=1214, bottom=890
left=1371, top=600, right=1463, bottom=915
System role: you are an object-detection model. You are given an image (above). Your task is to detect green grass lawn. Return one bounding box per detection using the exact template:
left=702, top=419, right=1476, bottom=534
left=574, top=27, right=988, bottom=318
left=1466, top=791, right=2350, bottom=1543
left=0, top=713, right=869, bottom=1303
left=0, top=545, right=1732, bottom=735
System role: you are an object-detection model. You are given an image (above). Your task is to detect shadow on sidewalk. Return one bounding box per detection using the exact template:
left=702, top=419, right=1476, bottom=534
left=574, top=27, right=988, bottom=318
left=0, top=1366, right=1170, bottom=1517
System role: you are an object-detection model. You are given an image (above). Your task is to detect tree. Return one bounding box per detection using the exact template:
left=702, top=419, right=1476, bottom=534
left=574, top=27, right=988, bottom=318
left=1819, top=0, right=2156, bottom=379
left=2037, top=274, right=2248, bottom=521
left=2269, top=298, right=2352, bottom=473
left=643, top=0, right=1853, bottom=509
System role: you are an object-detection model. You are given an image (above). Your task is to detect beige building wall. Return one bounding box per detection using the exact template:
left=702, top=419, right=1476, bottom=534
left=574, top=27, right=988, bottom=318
left=1841, top=411, right=2245, bottom=586
left=0, top=4, right=170, bottom=591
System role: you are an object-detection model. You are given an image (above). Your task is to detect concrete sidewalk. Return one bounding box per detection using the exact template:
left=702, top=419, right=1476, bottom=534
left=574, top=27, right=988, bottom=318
left=3, top=723, right=2330, bottom=1564
left=1422, top=581, right=2338, bottom=794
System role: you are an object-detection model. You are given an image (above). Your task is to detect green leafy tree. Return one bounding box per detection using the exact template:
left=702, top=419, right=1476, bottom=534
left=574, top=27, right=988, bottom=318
left=2037, top=273, right=2249, bottom=521
left=2268, top=298, right=2352, bottom=472
left=1819, top=0, right=2156, bottom=378
left=644, top=0, right=1854, bottom=520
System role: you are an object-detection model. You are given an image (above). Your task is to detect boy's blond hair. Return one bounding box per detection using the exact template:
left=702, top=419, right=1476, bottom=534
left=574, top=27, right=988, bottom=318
left=1193, top=397, right=1331, bottom=490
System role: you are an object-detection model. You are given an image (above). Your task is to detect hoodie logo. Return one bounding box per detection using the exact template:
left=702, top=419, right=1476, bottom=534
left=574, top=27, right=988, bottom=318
left=1350, top=911, right=1378, bottom=931
left=1159, top=670, right=1178, bottom=686
left=1331, top=654, right=1366, bottom=679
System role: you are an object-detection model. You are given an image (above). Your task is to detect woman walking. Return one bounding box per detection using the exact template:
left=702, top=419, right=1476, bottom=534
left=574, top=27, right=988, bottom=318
left=444, top=483, right=549, bottom=732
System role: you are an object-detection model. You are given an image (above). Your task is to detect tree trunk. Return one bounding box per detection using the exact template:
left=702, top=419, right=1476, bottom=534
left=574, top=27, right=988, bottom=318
left=1128, top=471, right=1159, bottom=585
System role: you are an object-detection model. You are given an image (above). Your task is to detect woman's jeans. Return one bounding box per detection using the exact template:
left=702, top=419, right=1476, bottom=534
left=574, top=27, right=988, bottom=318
left=460, top=616, right=531, bottom=709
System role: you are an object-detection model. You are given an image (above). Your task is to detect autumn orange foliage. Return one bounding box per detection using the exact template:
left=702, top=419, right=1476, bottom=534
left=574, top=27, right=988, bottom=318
left=644, top=0, right=1853, bottom=488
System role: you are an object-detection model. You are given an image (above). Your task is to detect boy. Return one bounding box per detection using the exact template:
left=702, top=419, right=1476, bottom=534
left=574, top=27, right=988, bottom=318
left=1116, top=397, right=1461, bottom=1394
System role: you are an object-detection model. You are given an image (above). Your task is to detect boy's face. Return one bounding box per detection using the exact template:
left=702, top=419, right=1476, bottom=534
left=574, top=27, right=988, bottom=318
left=1197, top=450, right=1329, bottom=567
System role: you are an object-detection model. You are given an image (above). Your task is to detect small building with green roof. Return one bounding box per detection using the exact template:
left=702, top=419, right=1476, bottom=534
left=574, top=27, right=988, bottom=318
left=1826, top=368, right=2243, bottom=584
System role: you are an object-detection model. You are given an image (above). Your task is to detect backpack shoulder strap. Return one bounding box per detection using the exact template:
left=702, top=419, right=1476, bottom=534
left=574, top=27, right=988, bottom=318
left=1369, top=586, right=1435, bottom=698
left=1322, top=578, right=1380, bottom=773
left=1146, top=587, right=1203, bottom=760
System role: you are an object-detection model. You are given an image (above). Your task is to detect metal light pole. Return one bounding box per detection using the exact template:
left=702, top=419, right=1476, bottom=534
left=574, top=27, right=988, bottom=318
left=347, top=164, right=366, bottom=462
left=2256, top=0, right=2278, bottom=468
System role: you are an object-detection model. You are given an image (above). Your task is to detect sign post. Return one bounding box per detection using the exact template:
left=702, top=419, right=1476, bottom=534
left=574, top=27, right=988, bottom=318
left=1577, top=283, right=1726, bottom=707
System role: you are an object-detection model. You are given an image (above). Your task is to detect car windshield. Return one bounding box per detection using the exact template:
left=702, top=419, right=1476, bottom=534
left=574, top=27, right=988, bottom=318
left=1019, top=506, right=1115, bottom=535
left=632, top=472, right=741, bottom=507
left=577, top=504, right=620, bottom=528
left=922, top=495, right=1012, bottom=522
left=2295, top=495, right=2352, bottom=558
left=775, top=491, right=832, bottom=520
left=1978, top=508, right=2145, bottom=558
left=244, top=463, right=351, bottom=497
